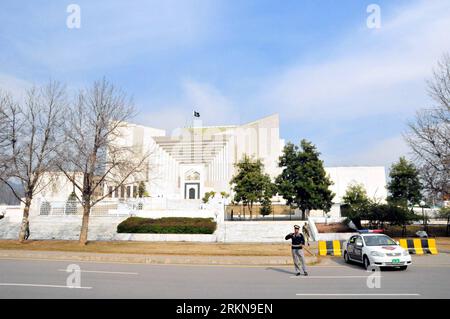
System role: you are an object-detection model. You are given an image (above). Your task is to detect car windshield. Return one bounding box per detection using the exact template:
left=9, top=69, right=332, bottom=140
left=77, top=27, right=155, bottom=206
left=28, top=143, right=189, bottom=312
left=364, top=235, right=397, bottom=246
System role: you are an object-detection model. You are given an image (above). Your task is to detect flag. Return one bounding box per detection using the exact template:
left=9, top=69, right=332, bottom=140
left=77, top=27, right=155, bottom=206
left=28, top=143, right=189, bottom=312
left=193, top=110, right=200, bottom=117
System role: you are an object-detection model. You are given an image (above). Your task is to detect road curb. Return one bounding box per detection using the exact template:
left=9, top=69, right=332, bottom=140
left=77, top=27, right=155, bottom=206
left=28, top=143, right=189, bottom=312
left=0, top=249, right=321, bottom=266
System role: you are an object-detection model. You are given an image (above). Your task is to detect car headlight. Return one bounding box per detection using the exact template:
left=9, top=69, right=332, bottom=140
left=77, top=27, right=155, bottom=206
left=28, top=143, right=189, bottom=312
left=403, top=250, right=410, bottom=256
left=370, top=251, right=385, bottom=257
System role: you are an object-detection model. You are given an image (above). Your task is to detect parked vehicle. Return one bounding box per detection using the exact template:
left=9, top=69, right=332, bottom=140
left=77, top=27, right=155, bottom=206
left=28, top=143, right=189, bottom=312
left=343, top=234, right=412, bottom=270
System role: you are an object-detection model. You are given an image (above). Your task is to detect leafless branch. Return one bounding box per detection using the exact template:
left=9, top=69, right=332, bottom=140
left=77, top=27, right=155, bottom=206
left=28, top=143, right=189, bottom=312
left=405, top=53, right=450, bottom=202
left=57, top=78, right=150, bottom=244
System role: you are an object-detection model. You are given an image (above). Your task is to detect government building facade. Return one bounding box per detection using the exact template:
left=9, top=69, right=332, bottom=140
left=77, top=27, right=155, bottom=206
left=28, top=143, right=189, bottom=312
left=37, top=113, right=387, bottom=216
left=134, top=113, right=283, bottom=201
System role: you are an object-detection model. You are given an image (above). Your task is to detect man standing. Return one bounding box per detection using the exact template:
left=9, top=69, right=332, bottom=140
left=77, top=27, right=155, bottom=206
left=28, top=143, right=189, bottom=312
left=302, top=223, right=311, bottom=246
left=285, top=225, right=308, bottom=276
left=24, top=219, right=30, bottom=240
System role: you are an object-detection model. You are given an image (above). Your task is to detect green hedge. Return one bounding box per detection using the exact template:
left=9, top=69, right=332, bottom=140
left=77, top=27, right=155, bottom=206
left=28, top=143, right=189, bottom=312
left=383, top=225, right=449, bottom=237
left=117, top=217, right=217, bottom=234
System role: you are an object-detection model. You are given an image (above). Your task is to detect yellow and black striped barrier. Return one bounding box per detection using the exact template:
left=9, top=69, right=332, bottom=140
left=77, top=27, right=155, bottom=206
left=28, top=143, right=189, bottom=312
left=318, top=240, right=346, bottom=256
left=399, top=238, right=438, bottom=255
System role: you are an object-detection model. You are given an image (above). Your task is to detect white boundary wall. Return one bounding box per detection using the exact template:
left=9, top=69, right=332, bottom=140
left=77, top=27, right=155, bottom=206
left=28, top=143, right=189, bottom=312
left=0, top=207, right=359, bottom=243
left=221, top=221, right=307, bottom=243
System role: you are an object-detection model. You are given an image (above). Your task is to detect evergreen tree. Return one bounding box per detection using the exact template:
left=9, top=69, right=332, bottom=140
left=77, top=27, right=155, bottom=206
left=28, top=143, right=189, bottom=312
left=342, top=183, right=371, bottom=229
left=276, top=139, right=334, bottom=220
left=387, top=157, right=422, bottom=209
left=65, top=191, right=78, bottom=215
left=138, top=181, right=148, bottom=198
left=230, top=155, right=275, bottom=219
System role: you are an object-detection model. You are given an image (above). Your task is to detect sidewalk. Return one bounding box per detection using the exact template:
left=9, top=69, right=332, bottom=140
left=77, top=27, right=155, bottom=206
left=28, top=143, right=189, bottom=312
left=0, top=249, right=321, bottom=266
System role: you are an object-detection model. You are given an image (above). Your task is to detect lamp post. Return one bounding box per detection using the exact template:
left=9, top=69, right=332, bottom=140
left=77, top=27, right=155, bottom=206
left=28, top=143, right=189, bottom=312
left=420, top=200, right=427, bottom=232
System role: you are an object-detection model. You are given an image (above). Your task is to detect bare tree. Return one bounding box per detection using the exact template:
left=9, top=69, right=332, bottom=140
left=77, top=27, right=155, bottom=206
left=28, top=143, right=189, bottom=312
left=0, top=82, right=66, bottom=241
left=0, top=92, right=13, bottom=179
left=58, top=79, right=150, bottom=245
left=405, top=53, right=450, bottom=202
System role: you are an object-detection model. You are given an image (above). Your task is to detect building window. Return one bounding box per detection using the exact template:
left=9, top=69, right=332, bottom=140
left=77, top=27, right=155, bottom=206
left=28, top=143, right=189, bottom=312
left=120, top=185, right=125, bottom=198
left=108, top=186, right=113, bottom=198
left=126, top=186, right=131, bottom=198
left=114, top=187, right=119, bottom=198
left=133, top=186, right=137, bottom=198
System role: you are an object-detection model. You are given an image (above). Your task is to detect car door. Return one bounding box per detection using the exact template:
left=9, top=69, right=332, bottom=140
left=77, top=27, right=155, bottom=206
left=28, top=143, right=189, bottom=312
left=346, top=236, right=356, bottom=259
left=352, top=236, right=364, bottom=262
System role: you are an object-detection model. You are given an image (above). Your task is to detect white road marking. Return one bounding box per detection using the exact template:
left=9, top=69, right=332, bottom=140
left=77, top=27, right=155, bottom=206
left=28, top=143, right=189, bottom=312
left=290, top=275, right=382, bottom=278
left=296, top=293, right=420, bottom=297
left=57, top=269, right=138, bottom=275
left=0, top=283, right=92, bottom=289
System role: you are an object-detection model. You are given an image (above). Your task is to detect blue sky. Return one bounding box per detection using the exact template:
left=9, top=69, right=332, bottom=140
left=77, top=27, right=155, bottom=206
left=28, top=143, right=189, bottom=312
left=1, top=0, right=449, bottom=167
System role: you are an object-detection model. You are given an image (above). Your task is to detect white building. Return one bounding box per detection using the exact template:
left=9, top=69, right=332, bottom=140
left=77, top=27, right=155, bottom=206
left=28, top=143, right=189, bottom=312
left=139, top=114, right=283, bottom=200
left=35, top=114, right=387, bottom=216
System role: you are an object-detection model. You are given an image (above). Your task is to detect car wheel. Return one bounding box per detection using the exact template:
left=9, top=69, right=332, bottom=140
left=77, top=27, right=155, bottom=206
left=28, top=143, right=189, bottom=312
left=399, top=266, right=407, bottom=271
left=363, top=256, right=371, bottom=270
left=344, top=251, right=350, bottom=264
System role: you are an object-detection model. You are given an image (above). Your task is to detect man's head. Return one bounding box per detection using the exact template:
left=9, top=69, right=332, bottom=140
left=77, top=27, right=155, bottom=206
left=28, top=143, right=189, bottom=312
left=294, top=225, right=300, bottom=234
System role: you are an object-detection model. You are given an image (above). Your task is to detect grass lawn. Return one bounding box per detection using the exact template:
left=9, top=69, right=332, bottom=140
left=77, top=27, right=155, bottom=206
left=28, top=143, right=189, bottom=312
left=0, top=238, right=447, bottom=257
left=428, top=237, right=450, bottom=251
left=0, top=240, right=313, bottom=257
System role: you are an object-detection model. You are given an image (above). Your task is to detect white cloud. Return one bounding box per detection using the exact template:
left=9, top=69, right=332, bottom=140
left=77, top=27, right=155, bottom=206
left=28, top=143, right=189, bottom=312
left=351, top=135, right=411, bottom=167
left=0, top=74, right=33, bottom=101
left=7, top=0, right=221, bottom=72
left=137, top=105, right=187, bottom=133
left=181, top=80, right=240, bottom=126
left=258, top=0, right=450, bottom=121
left=137, top=79, right=240, bottom=132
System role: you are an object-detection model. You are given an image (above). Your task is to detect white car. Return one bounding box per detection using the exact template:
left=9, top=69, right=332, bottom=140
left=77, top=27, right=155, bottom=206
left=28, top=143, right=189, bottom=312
left=343, top=234, right=412, bottom=270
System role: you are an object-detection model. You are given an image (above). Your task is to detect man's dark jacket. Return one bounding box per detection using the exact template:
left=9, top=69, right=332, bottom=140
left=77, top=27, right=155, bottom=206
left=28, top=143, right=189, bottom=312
left=285, top=233, right=305, bottom=249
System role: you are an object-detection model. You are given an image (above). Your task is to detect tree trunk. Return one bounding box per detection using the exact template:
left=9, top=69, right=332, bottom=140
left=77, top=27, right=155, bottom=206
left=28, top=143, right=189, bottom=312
left=18, top=198, right=32, bottom=242
left=79, top=201, right=91, bottom=245
left=447, top=216, right=449, bottom=237
left=301, top=209, right=306, bottom=220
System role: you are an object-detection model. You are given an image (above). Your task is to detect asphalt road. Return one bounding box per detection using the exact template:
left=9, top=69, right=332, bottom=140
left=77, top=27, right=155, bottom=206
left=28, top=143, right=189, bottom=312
left=0, top=255, right=449, bottom=298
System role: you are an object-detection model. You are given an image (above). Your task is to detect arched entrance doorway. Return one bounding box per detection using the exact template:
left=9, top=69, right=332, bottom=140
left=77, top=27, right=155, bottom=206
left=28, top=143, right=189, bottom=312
left=184, top=170, right=200, bottom=200
left=184, top=183, right=200, bottom=199
left=188, top=187, right=196, bottom=199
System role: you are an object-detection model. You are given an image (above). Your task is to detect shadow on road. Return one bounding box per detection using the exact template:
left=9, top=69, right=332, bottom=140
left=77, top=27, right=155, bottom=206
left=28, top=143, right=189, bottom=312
left=330, top=258, right=365, bottom=270
left=265, top=267, right=296, bottom=275
left=327, top=257, right=408, bottom=272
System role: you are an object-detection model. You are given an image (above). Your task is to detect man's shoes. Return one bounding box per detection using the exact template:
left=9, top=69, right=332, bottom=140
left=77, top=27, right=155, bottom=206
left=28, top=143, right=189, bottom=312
left=296, top=272, right=301, bottom=276
left=304, top=272, right=308, bottom=276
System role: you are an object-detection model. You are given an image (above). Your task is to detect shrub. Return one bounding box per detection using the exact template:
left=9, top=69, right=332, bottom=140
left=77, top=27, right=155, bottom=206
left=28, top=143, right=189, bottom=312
left=365, top=203, right=421, bottom=227
left=138, top=181, right=148, bottom=198
left=40, top=201, right=51, bottom=215
left=65, top=192, right=78, bottom=215
left=383, top=225, right=448, bottom=237
left=117, top=217, right=217, bottom=234
left=259, top=198, right=272, bottom=217
left=202, top=191, right=216, bottom=204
